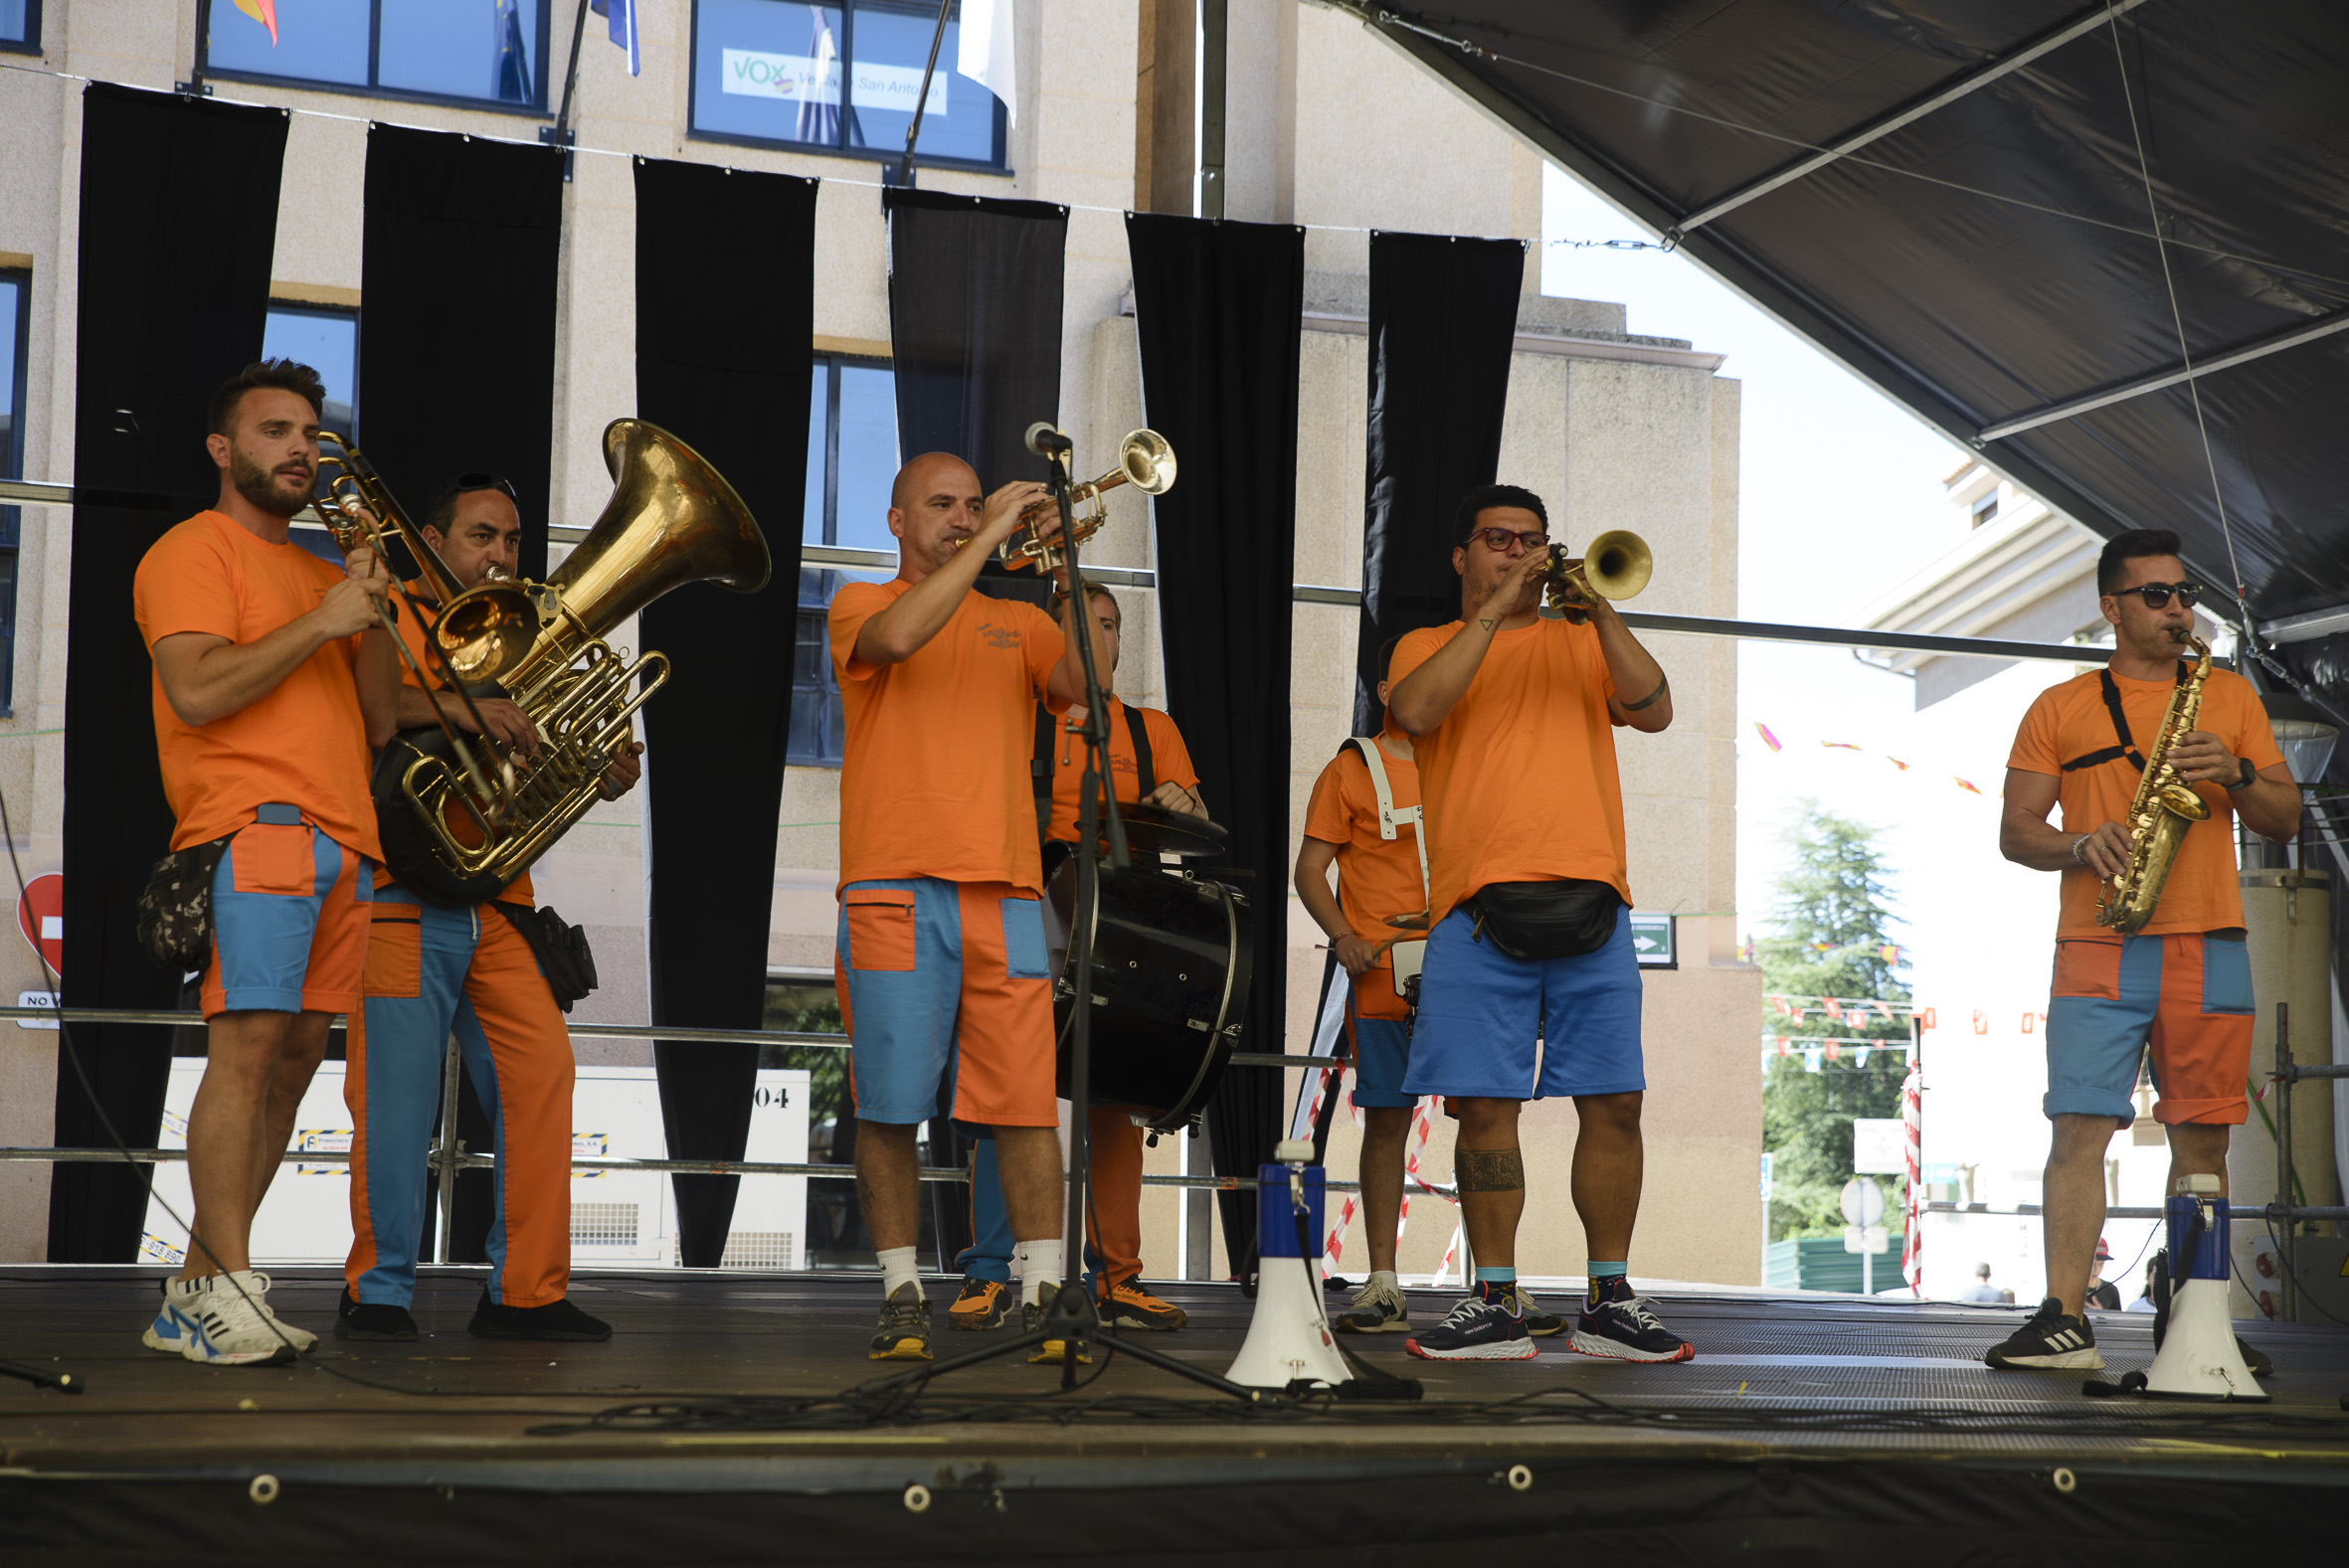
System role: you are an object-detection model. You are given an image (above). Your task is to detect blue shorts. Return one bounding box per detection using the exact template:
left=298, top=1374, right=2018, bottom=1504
left=1403, top=903, right=1644, bottom=1101
left=833, top=877, right=1057, bottom=1128
left=200, top=809, right=374, bottom=1017
left=1349, top=997, right=1414, bottom=1110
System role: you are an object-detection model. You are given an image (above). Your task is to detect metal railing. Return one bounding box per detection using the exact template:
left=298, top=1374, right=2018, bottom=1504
left=2, top=1004, right=1359, bottom=1265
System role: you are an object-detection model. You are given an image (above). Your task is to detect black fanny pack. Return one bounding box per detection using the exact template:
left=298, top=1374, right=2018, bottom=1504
left=135, top=834, right=236, bottom=973
left=488, top=901, right=599, bottom=1011
left=1464, top=879, right=1623, bottom=960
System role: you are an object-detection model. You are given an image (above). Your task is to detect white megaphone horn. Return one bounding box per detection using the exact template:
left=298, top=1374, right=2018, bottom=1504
left=1226, top=1139, right=1354, bottom=1390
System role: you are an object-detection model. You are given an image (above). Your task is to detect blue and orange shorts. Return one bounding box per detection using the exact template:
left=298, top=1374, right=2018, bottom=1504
left=833, top=877, right=1056, bottom=1128
left=200, top=806, right=373, bottom=1017
left=1348, top=966, right=1415, bottom=1110
left=2045, top=931, right=2253, bottom=1127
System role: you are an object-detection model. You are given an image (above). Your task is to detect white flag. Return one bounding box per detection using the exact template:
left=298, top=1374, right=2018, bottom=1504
left=957, top=0, right=1017, bottom=127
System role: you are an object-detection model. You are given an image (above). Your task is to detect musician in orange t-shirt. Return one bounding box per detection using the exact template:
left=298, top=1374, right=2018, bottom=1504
left=132, top=360, right=399, bottom=1366
left=1387, top=483, right=1688, bottom=1365
left=828, top=452, right=1112, bottom=1364
left=1986, top=528, right=2299, bottom=1374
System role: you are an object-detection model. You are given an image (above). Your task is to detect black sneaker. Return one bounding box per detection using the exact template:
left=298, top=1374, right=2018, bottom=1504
left=869, top=1283, right=932, bottom=1361
left=1405, top=1286, right=1536, bottom=1361
left=2150, top=1252, right=2272, bottom=1376
left=335, top=1288, right=419, bottom=1342
left=1511, top=1284, right=1566, bottom=1337
left=468, top=1291, right=613, bottom=1342
left=1570, top=1277, right=1694, bottom=1363
left=1985, top=1297, right=2102, bottom=1370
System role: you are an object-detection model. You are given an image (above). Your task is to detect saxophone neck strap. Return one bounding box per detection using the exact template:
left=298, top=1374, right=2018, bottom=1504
left=2063, top=660, right=2192, bottom=774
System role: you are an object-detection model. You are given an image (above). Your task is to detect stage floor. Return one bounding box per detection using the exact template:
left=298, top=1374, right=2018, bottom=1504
left=5, top=1267, right=2347, bottom=1560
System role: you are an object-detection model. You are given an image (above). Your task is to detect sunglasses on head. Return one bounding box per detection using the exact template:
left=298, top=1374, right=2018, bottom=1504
left=453, top=471, right=518, bottom=503
left=1467, top=525, right=1550, bottom=555
left=2121, top=581, right=2202, bottom=610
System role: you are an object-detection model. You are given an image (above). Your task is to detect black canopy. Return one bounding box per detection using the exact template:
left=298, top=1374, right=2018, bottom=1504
left=1348, top=1, right=2349, bottom=632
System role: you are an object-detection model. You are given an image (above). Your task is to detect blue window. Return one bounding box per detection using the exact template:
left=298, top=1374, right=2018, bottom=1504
left=692, top=1, right=1005, bottom=170
left=793, top=354, right=897, bottom=766
left=0, top=1, right=43, bottom=54
left=0, top=269, right=29, bottom=713
left=202, top=0, right=547, bottom=111
left=263, top=304, right=360, bottom=439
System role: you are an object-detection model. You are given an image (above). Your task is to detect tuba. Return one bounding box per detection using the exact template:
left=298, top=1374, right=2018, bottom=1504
left=1538, top=529, right=1651, bottom=622
left=2095, top=634, right=2213, bottom=934
left=375, top=420, right=770, bottom=906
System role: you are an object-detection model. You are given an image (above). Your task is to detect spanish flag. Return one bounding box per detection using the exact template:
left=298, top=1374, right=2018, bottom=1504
left=232, top=0, right=278, bottom=47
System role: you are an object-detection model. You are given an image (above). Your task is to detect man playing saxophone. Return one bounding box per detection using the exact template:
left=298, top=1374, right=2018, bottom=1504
left=339, top=472, right=637, bottom=1343
left=1990, top=528, right=2300, bottom=1371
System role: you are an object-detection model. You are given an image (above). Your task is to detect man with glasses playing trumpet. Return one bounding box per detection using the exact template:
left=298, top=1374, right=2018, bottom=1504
left=337, top=471, right=638, bottom=1344
left=1386, top=483, right=1688, bottom=1364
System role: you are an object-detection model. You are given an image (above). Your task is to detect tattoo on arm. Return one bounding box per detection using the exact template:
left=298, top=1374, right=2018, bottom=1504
left=1624, top=674, right=1670, bottom=713
left=1455, top=1146, right=1525, bottom=1193
left=1478, top=616, right=1498, bottom=632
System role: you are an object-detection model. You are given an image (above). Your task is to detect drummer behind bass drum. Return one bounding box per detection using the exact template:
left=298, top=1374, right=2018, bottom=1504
left=949, top=583, right=1208, bottom=1336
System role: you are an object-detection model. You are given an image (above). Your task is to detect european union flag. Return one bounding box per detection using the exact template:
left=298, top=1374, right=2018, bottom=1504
left=591, top=0, right=640, bottom=78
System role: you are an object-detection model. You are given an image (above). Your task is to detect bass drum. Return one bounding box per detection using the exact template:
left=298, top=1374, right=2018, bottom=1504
left=1040, top=854, right=1252, bottom=1132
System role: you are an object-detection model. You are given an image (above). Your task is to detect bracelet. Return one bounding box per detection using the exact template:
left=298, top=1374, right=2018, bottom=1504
left=2071, top=833, right=2092, bottom=865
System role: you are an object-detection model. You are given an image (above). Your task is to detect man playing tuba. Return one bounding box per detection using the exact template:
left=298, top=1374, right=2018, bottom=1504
left=1990, top=528, right=2299, bottom=1372
left=339, top=473, right=638, bottom=1343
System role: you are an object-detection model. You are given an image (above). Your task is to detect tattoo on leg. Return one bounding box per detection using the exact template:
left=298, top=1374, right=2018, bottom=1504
left=1455, top=1147, right=1525, bottom=1193
left=1624, top=674, right=1670, bottom=712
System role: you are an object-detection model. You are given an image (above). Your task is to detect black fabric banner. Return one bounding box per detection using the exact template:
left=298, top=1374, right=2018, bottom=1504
left=1125, top=213, right=1305, bottom=1275
left=1355, top=232, right=1525, bottom=734
left=883, top=188, right=1068, bottom=490
left=358, top=126, right=562, bottom=581
left=51, top=85, right=287, bottom=1260
left=633, top=158, right=816, bottom=1267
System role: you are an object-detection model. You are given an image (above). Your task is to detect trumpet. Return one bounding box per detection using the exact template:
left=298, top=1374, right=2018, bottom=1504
left=1538, top=529, right=1652, bottom=622
left=995, top=429, right=1177, bottom=573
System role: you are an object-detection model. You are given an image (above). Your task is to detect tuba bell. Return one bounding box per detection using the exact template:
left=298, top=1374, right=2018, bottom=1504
left=377, top=420, right=770, bottom=906
left=1539, top=529, right=1651, bottom=622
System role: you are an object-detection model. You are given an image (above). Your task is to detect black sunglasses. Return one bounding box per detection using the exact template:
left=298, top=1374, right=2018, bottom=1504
left=452, top=471, right=519, bottom=503
left=2122, top=581, right=2203, bottom=610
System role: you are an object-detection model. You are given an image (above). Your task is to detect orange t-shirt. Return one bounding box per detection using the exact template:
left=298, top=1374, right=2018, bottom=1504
left=1302, top=737, right=1425, bottom=973
left=829, top=580, right=1068, bottom=895
left=376, top=582, right=532, bottom=906
left=1390, top=616, right=1628, bottom=926
left=133, top=511, right=382, bottom=860
left=1043, top=697, right=1199, bottom=844
left=2008, top=662, right=2282, bottom=938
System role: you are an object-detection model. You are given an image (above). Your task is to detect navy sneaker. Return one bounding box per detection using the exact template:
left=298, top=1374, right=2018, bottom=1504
left=1405, top=1285, right=1536, bottom=1361
left=1570, top=1276, right=1694, bottom=1363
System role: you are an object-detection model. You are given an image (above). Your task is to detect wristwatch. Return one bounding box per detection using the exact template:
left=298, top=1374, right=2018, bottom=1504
left=2227, top=757, right=2257, bottom=791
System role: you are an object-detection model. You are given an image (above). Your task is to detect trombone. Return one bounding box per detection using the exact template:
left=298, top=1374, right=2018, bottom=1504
left=1538, top=529, right=1652, bottom=622
left=995, top=429, right=1176, bottom=574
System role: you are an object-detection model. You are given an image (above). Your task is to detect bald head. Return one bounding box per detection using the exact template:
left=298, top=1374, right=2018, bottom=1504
left=887, top=451, right=988, bottom=580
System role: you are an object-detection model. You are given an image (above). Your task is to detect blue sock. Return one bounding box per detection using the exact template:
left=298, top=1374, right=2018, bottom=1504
left=1475, top=1265, right=1516, bottom=1301
left=1587, top=1261, right=1627, bottom=1301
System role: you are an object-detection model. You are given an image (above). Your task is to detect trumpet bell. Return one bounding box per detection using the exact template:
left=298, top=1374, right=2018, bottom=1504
left=1115, top=429, right=1176, bottom=496
left=1581, top=529, right=1652, bottom=602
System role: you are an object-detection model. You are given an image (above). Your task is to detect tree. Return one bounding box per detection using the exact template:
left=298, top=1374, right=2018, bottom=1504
left=1752, top=801, right=1911, bottom=1240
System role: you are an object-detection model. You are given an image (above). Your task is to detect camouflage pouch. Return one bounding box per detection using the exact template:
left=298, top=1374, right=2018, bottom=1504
left=134, top=835, right=234, bottom=973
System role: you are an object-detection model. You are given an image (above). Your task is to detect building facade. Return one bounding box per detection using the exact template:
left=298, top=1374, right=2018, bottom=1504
left=0, top=0, right=1758, bottom=1281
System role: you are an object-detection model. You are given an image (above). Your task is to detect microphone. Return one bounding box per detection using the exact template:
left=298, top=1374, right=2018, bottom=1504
left=1025, top=422, right=1073, bottom=458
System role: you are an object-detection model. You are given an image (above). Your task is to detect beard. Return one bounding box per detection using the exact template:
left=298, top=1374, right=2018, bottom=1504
left=230, top=446, right=314, bottom=518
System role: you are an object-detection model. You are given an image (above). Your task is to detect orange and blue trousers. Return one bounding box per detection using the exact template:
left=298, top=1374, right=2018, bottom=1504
left=345, top=885, right=575, bottom=1308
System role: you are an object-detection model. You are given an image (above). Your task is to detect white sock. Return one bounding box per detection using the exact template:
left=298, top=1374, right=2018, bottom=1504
left=1015, top=1240, right=1063, bottom=1307
left=1370, top=1269, right=1400, bottom=1294
left=877, top=1246, right=920, bottom=1301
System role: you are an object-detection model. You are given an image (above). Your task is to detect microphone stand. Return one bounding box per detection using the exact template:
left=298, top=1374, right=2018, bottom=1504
left=854, top=440, right=1257, bottom=1406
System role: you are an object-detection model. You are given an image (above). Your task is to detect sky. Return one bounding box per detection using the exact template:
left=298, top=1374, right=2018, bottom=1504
left=1539, top=163, right=2013, bottom=951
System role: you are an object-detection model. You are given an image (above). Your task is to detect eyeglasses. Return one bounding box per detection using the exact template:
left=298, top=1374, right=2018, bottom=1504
left=2122, top=581, right=2203, bottom=610
left=452, top=471, right=518, bottom=503
left=1467, top=526, right=1550, bottom=555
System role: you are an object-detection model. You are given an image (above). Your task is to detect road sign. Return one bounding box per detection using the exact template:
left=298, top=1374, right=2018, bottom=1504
left=1839, top=1177, right=1885, bottom=1226
left=1852, top=1117, right=1905, bottom=1175
left=1628, top=912, right=1675, bottom=968
left=1757, top=1150, right=1773, bottom=1201
left=15, top=872, right=61, bottom=976
left=1843, top=1225, right=1890, bottom=1255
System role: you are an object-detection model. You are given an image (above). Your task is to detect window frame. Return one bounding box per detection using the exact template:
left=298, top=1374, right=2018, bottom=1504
left=0, top=0, right=43, bottom=56
left=195, top=0, right=554, bottom=118
left=790, top=349, right=897, bottom=769
left=0, top=266, right=31, bottom=716
left=686, top=0, right=1011, bottom=175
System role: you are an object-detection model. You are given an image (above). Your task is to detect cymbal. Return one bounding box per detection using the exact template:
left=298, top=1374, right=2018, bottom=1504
left=1108, top=801, right=1229, bottom=860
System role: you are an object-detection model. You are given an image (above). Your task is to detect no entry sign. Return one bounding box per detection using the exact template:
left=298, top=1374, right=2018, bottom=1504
left=16, top=872, right=62, bottom=976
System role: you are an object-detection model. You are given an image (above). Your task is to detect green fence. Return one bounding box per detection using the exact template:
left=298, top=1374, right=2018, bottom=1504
left=1765, top=1235, right=1907, bottom=1294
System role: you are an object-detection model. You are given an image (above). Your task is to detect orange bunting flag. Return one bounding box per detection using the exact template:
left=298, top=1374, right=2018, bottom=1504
left=1823, top=1043, right=1842, bottom=1061
left=1821, top=741, right=1862, bottom=751
left=1955, top=777, right=1983, bottom=795
left=1823, top=998, right=1844, bottom=1021
left=1889, top=757, right=1911, bottom=771
left=233, top=0, right=280, bottom=46
left=1873, top=999, right=1895, bottom=1021
left=1754, top=722, right=1782, bottom=753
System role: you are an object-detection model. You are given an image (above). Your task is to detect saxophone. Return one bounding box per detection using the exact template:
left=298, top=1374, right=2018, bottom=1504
left=2095, top=634, right=2213, bottom=934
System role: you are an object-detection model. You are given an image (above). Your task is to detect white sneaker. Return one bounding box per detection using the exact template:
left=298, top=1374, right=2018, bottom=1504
left=242, top=1271, right=317, bottom=1354
left=170, top=1272, right=301, bottom=1365
left=140, top=1276, right=202, bottom=1355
